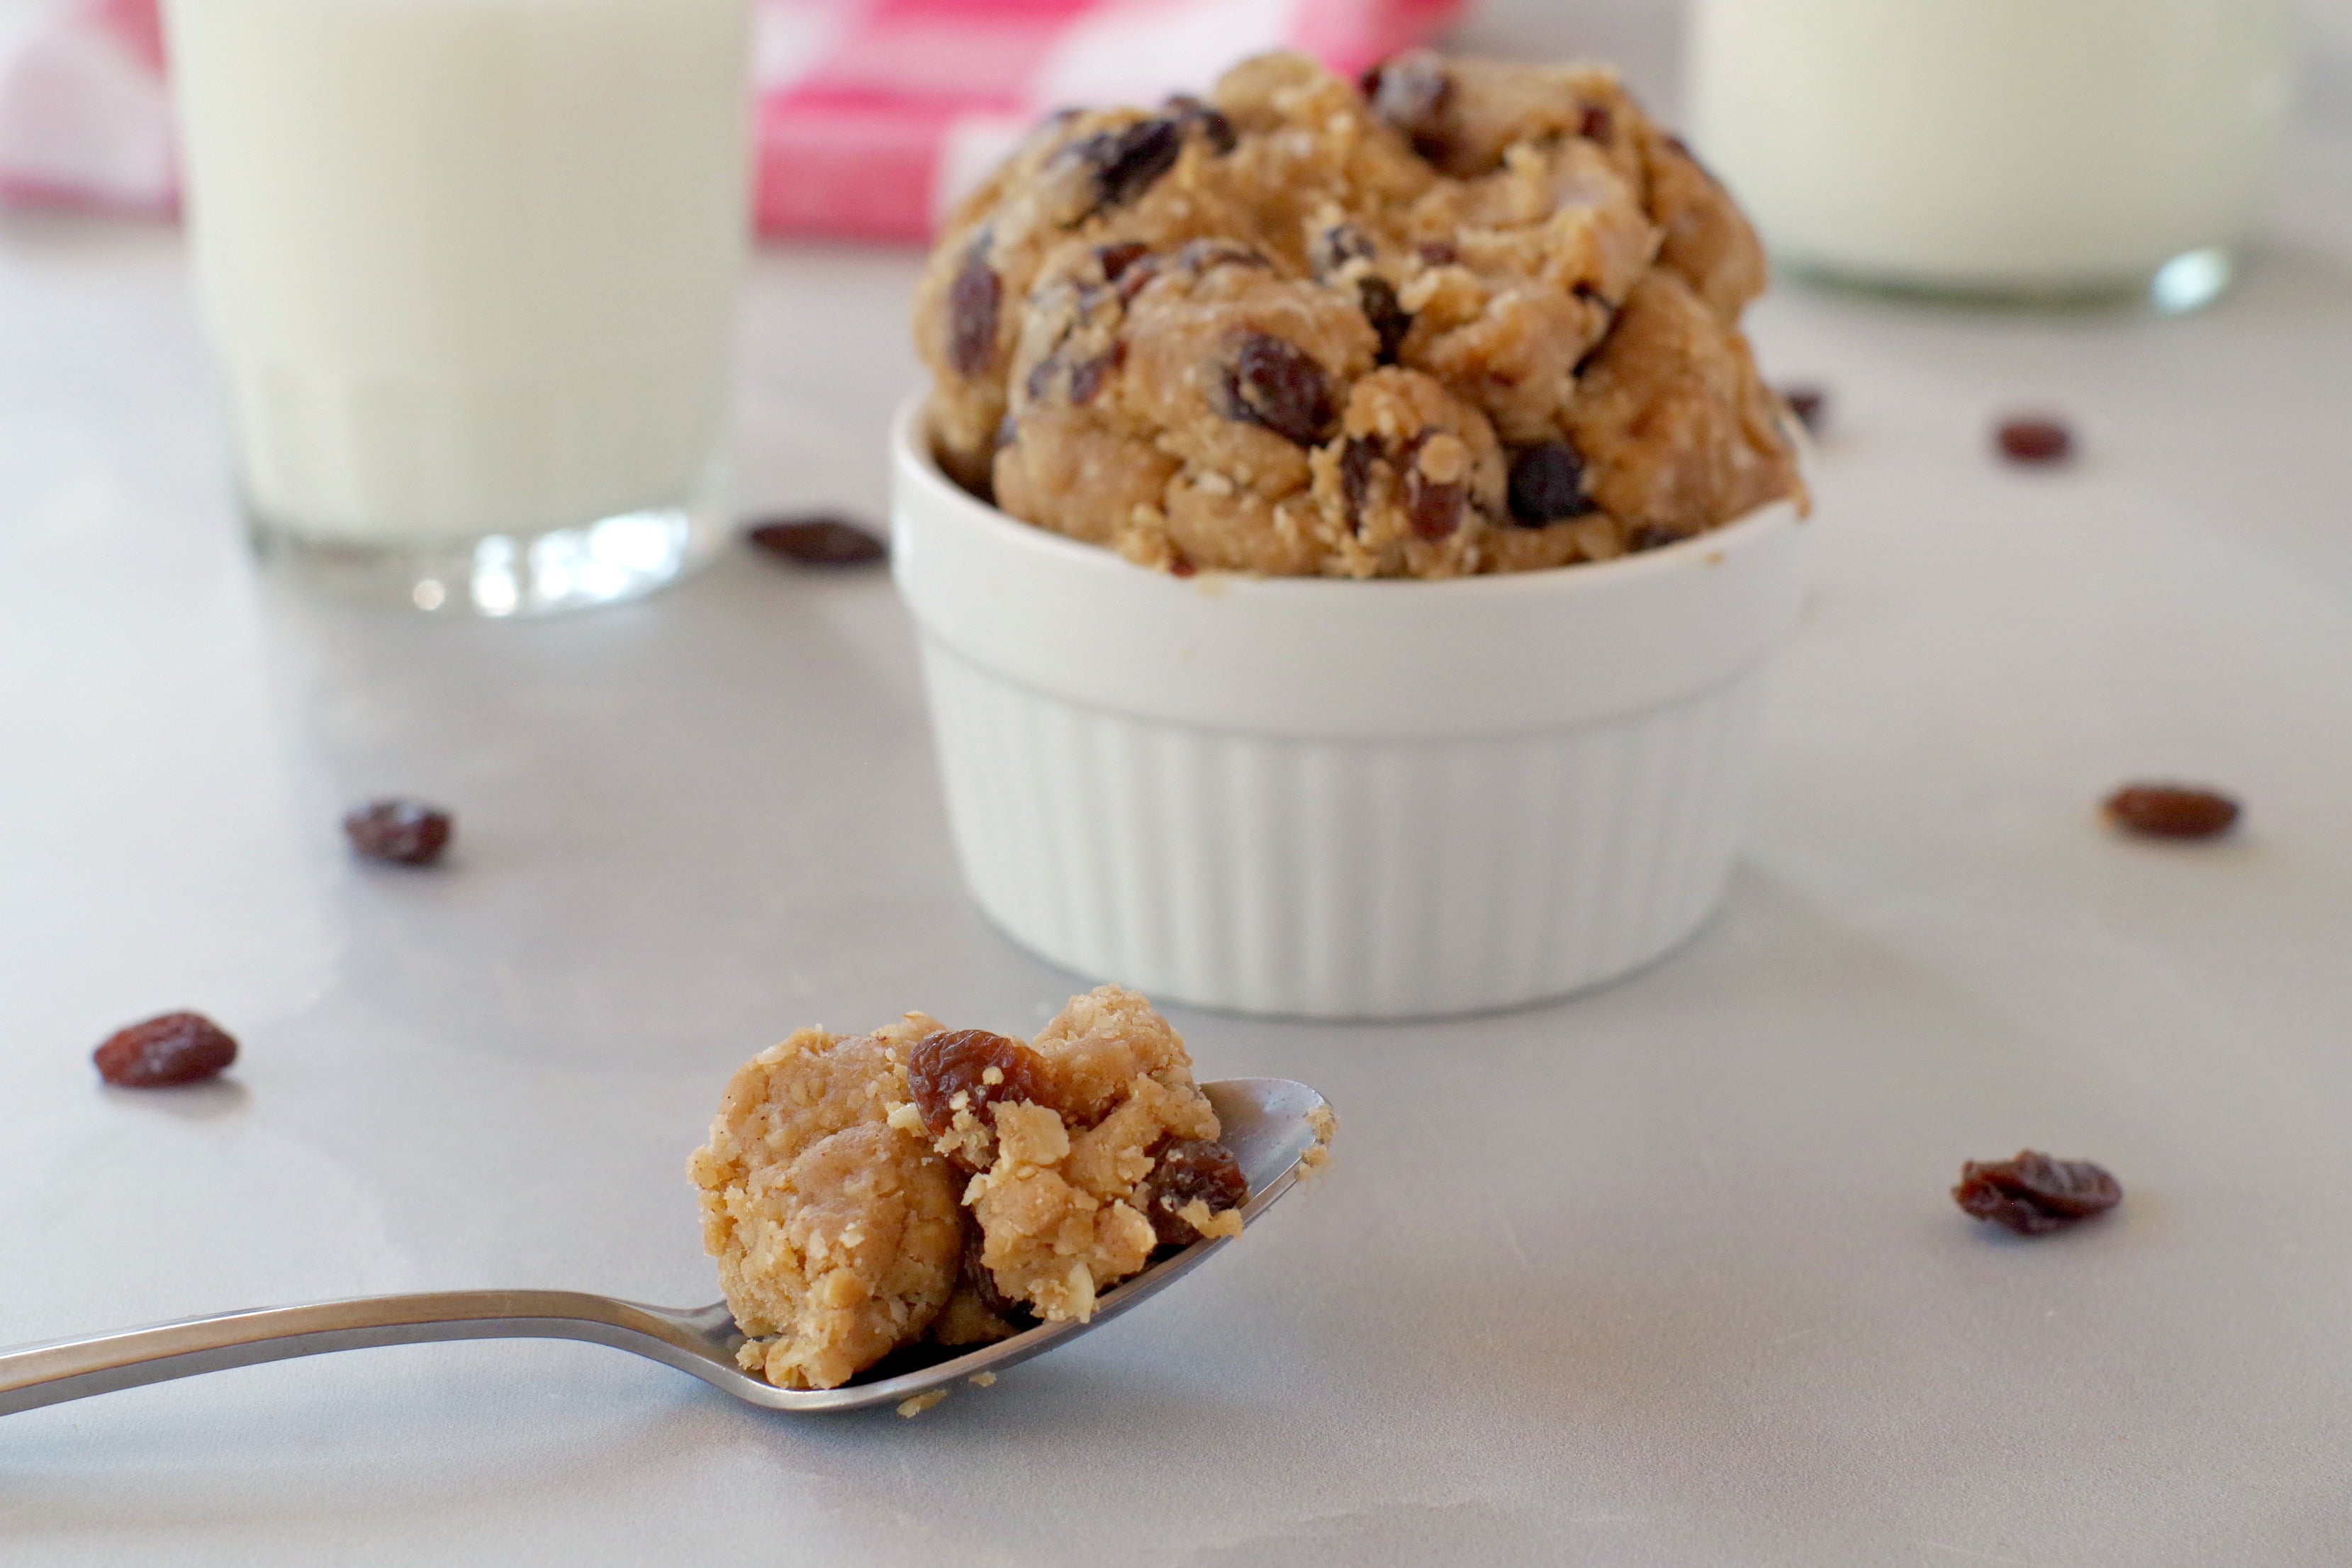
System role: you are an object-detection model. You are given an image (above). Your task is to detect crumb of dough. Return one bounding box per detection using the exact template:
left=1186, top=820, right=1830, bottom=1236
left=897, top=1389, right=951, bottom=1418
left=969, top=1372, right=998, bottom=1388
left=1303, top=1104, right=1338, bottom=1171
left=912, top=50, right=1801, bottom=578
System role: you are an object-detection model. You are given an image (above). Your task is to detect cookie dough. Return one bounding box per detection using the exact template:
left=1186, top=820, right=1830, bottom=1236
left=689, top=987, right=1252, bottom=1390
left=912, top=50, right=1803, bottom=578
left=687, top=1017, right=964, bottom=1391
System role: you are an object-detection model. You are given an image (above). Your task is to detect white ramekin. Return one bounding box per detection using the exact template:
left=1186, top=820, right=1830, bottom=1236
left=890, top=398, right=1808, bottom=1019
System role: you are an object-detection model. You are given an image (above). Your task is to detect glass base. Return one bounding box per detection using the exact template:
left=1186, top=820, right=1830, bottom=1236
left=249, top=497, right=727, bottom=618
left=1781, top=245, right=2238, bottom=316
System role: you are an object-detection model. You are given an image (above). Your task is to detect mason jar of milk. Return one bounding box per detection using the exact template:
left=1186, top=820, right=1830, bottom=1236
left=164, top=0, right=754, bottom=615
left=1686, top=0, right=2292, bottom=310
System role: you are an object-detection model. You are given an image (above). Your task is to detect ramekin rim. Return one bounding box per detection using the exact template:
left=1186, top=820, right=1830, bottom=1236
left=890, top=391, right=1801, bottom=597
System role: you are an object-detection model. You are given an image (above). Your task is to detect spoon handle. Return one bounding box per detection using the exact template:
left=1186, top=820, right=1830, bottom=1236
left=0, top=1290, right=734, bottom=1417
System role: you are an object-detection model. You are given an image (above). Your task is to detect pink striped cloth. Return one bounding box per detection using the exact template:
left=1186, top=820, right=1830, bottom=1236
left=0, top=0, right=1462, bottom=242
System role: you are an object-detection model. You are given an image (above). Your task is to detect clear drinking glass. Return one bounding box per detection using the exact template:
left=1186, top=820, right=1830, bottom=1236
left=1685, top=0, right=2293, bottom=311
left=164, top=0, right=754, bottom=615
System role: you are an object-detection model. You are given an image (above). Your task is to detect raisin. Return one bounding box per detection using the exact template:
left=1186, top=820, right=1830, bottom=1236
left=1366, top=50, right=1451, bottom=162
left=343, top=799, right=453, bottom=866
left=1781, top=385, right=1828, bottom=434
left=1163, top=93, right=1236, bottom=155
left=1401, top=433, right=1465, bottom=541
left=1996, top=417, right=2073, bottom=465
left=1140, top=1139, right=1248, bottom=1247
left=1506, top=442, right=1596, bottom=525
left=961, top=1230, right=1031, bottom=1321
left=1116, top=256, right=1163, bottom=303
left=946, top=236, right=1000, bottom=379
left=94, top=1012, right=237, bottom=1088
left=1220, top=333, right=1336, bottom=446
left=1954, top=1151, right=2122, bottom=1236
left=1067, top=342, right=1126, bottom=404
left=1357, top=275, right=1413, bottom=364
left=1311, top=222, right=1375, bottom=277
left=2104, top=784, right=2239, bottom=840
left=1579, top=104, right=1613, bottom=143
left=745, top=515, right=887, bottom=566
left=1416, top=240, right=1460, bottom=267
left=1338, top=437, right=1377, bottom=527
left=1077, top=117, right=1183, bottom=212
left=1407, top=474, right=1463, bottom=539
left=1175, top=238, right=1271, bottom=275
left=1169, top=556, right=1198, bottom=579
left=1095, top=241, right=1150, bottom=281
left=907, top=1029, right=1055, bottom=1150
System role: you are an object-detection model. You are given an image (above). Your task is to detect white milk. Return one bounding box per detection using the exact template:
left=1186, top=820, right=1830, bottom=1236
left=164, top=0, right=752, bottom=576
left=1686, top=0, right=2291, bottom=298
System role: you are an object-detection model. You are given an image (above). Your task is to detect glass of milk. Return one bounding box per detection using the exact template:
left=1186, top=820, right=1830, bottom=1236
left=1685, top=0, right=2292, bottom=310
left=164, top=0, right=754, bottom=615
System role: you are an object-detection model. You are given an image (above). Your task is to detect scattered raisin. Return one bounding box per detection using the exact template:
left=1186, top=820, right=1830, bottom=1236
left=1506, top=442, right=1596, bottom=525
left=907, top=1029, right=1055, bottom=1152
left=1579, top=104, right=1613, bottom=143
left=1996, top=417, right=2073, bottom=465
left=1366, top=50, right=1451, bottom=162
left=1221, top=333, right=1337, bottom=446
left=2104, top=784, right=2239, bottom=840
left=343, top=799, right=453, bottom=866
left=745, top=514, right=887, bottom=566
left=1140, top=1138, right=1249, bottom=1247
left=1169, top=556, right=1198, bottom=579
left=1357, top=276, right=1413, bottom=364
left=1311, top=222, right=1375, bottom=277
left=1075, top=117, right=1182, bottom=212
left=1163, top=94, right=1236, bottom=155
left=1416, top=240, right=1460, bottom=267
left=1954, top=1152, right=2122, bottom=1236
left=1781, top=385, right=1829, bottom=434
left=947, top=237, right=1000, bottom=379
left=94, top=1012, right=237, bottom=1088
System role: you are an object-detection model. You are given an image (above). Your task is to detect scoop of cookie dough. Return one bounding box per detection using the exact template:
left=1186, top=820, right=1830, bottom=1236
left=694, top=988, right=1253, bottom=1383
left=914, top=50, right=1801, bottom=579
left=688, top=1017, right=964, bottom=1390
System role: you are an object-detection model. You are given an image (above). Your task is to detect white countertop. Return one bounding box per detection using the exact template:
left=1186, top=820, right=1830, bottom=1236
left=9, top=4, right=2352, bottom=1563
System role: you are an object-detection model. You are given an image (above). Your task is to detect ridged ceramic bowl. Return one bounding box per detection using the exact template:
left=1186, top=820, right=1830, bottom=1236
left=891, top=398, right=1808, bottom=1019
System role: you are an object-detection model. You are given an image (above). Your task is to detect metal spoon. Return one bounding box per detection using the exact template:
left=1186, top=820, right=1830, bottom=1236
left=0, top=1078, right=1328, bottom=1417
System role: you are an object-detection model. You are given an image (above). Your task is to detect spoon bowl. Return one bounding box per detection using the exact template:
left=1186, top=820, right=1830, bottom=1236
left=0, top=1077, right=1329, bottom=1418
